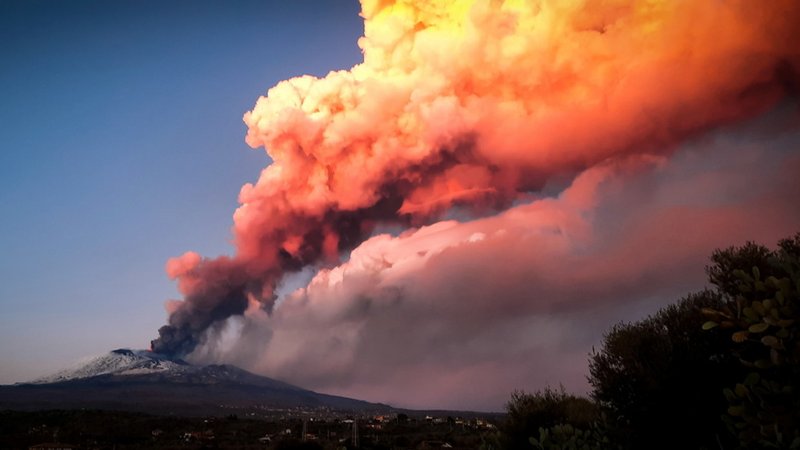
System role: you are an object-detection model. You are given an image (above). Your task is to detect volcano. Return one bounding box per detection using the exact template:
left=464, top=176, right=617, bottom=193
left=0, top=349, right=392, bottom=415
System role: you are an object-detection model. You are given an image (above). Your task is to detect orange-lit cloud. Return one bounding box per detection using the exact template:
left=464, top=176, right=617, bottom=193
left=153, top=0, right=800, bottom=367
left=195, top=125, right=800, bottom=409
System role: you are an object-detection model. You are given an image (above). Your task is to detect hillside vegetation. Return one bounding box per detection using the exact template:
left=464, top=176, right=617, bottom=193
left=497, top=232, right=800, bottom=450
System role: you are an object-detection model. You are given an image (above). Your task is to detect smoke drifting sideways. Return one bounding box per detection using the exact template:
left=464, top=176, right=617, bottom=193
left=151, top=0, right=800, bottom=357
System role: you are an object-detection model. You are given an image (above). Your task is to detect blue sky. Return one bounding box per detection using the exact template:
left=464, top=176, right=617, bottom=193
left=0, top=0, right=363, bottom=382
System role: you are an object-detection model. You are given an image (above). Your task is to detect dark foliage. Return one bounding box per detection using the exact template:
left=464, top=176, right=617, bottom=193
left=501, top=386, right=598, bottom=450
left=701, top=232, right=800, bottom=448
left=707, top=241, right=777, bottom=298
left=533, top=232, right=800, bottom=450
left=588, top=290, right=741, bottom=449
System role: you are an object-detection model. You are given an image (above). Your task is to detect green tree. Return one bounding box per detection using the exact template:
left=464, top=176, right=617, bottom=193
left=501, top=386, right=598, bottom=450
left=508, top=232, right=800, bottom=450
left=702, top=233, right=800, bottom=448
left=588, top=291, right=741, bottom=450
left=529, top=420, right=617, bottom=450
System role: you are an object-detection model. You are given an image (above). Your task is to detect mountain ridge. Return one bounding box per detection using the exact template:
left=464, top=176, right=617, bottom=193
left=1, top=349, right=392, bottom=415
left=24, top=348, right=303, bottom=392
left=28, top=349, right=190, bottom=384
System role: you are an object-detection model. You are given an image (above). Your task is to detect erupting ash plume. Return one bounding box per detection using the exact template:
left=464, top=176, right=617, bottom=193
left=152, top=0, right=800, bottom=357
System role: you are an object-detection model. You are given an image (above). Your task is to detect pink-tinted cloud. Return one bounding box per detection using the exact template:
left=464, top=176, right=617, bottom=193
left=190, top=115, right=800, bottom=410
left=153, top=0, right=800, bottom=358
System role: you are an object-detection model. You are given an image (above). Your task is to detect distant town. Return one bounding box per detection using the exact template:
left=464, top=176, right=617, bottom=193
left=3, top=408, right=502, bottom=450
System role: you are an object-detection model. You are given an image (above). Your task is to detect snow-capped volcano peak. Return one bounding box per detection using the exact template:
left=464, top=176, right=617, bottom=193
left=29, top=349, right=190, bottom=384
left=6, top=349, right=389, bottom=414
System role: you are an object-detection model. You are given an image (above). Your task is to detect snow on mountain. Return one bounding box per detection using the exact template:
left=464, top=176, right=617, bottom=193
left=29, top=349, right=191, bottom=384
left=5, top=349, right=392, bottom=414
left=26, top=349, right=303, bottom=391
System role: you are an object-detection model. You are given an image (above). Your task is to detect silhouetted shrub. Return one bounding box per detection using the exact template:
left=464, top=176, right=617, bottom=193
left=702, top=233, right=800, bottom=448
left=503, top=233, right=800, bottom=450
left=501, top=386, right=598, bottom=450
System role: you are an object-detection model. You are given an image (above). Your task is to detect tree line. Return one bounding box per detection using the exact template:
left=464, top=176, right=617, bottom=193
left=497, top=232, right=800, bottom=450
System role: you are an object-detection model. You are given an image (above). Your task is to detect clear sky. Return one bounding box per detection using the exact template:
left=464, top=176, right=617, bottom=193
left=0, top=0, right=362, bottom=383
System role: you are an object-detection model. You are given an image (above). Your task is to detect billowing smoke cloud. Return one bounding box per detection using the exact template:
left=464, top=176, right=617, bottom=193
left=152, top=0, right=800, bottom=359
left=193, top=118, right=800, bottom=410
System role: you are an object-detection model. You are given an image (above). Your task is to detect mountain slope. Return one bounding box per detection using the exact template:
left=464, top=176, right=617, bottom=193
left=30, top=349, right=193, bottom=384
left=0, top=349, right=391, bottom=415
